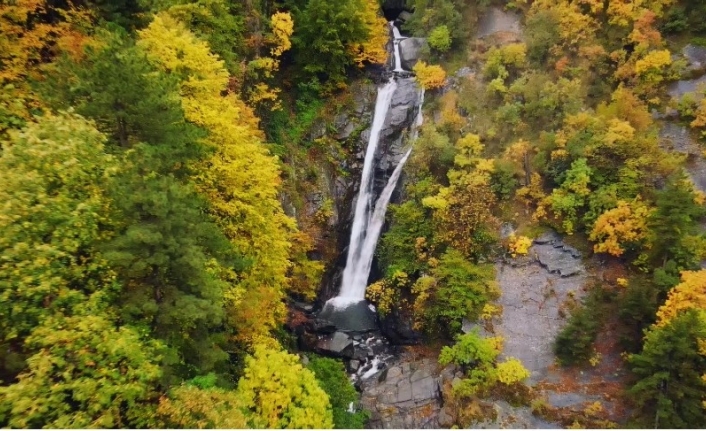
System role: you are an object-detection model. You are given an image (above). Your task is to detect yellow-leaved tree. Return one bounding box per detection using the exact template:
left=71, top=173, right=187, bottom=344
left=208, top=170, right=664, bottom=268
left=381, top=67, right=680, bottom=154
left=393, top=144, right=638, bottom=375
left=348, top=0, right=389, bottom=66
left=655, top=270, right=706, bottom=328
left=413, top=61, right=447, bottom=89
left=236, top=343, right=334, bottom=428
left=589, top=198, right=653, bottom=256
left=137, top=14, right=296, bottom=343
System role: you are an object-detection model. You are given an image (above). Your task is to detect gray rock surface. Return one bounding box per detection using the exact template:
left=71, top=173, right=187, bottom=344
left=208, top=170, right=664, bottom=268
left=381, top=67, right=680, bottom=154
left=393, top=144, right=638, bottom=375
left=667, top=74, right=706, bottom=99
left=315, top=331, right=354, bottom=358
left=683, top=44, right=706, bottom=72
left=360, top=356, right=443, bottom=429
left=659, top=122, right=706, bottom=193
left=476, top=6, right=522, bottom=39
left=494, top=231, right=587, bottom=383
left=399, top=38, right=427, bottom=70
left=473, top=401, right=562, bottom=429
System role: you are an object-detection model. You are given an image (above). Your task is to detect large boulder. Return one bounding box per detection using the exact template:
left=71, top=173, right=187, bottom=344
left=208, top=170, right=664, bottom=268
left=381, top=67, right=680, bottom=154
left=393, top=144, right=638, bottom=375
left=318, top=300, right=378, bottom=332
left=399, top=38, right=427, bottom=71
left=316, top=331, right=355, bottom=358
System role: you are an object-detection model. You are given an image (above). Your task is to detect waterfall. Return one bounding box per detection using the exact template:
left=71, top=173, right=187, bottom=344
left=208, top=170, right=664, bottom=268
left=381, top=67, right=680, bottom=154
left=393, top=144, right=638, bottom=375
left=390, top=22, right=406, bottom=72
left=328, top=85, right=426, bottom=309
left=328, top=80, right=397, bottom=308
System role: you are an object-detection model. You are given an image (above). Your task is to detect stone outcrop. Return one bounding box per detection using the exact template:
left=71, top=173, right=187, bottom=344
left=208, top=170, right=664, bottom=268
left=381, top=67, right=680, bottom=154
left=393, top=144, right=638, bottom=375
left=476, top=6, right=522, bottom=40
left=360, top=356, right=447, bottom=429
left=399, top=38, right=427, bottom=71
left=494, top=230, right=587, bottom=383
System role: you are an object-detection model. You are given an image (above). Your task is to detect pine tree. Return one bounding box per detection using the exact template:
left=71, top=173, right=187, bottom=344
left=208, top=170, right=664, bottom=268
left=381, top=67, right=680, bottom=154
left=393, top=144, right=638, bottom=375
left=628, top=309, right=706, bottom=428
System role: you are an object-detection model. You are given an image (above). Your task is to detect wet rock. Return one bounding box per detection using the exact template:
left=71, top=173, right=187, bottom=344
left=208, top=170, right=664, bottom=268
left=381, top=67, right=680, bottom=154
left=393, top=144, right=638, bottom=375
left=349, top=359, right=361, bottom=372
left=292, top=301, right=314, bottom=313
left=399, top=38, right=427, bottom=70
left=398, top=11, right=413, bottom=22
left=316, top=331, right=355, bottom=358
left=308, top=318, right=337, bottom=335
left=379, top=309, right=420, bottom=345
left=359, top=354, right=443, bottom=429
left=318, top=300, right=378, bottom=332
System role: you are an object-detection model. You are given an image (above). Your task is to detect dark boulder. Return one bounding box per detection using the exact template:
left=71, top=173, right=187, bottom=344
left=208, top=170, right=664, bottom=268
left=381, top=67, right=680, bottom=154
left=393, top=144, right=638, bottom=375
left=379, top=309, right=420, bottom=345
left=316, top=331, right=355, bottom=359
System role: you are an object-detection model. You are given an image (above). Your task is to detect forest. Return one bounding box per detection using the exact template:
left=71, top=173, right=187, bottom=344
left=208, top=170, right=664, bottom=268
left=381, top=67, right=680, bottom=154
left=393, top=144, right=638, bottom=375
left=0, top=0, right=704, bottom=429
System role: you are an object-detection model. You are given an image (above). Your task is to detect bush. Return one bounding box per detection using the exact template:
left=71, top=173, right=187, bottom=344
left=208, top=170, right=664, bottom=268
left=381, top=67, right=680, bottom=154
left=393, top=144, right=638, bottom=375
left=428, top=25, right=452, bottom=52
left=554, top=291, right=602, bottom=365
left=307, top=356, right=368, bottom=429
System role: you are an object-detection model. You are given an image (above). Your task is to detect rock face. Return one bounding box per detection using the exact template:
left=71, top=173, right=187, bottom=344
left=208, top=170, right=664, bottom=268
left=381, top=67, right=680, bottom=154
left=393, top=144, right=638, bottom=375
left=494, top=230, right=587, bottom=383
left=399, top=38, right=427, bottom=70
left=360, top=356, right=445, bottom=429
left=476, top=6, right=522, bottom=39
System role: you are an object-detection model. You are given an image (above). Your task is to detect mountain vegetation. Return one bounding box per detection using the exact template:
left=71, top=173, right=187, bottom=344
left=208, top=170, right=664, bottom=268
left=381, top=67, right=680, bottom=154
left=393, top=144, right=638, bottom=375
left=0, top=0, right=705, bottom=428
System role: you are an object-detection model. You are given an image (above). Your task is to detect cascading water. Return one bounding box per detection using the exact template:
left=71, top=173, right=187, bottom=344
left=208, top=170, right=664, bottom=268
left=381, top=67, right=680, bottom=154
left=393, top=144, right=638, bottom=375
left=326, top=21, right=422, bottom=313
left=390, top=22, right=406, bottom=73
left=327, top=79, right=398, bottom=308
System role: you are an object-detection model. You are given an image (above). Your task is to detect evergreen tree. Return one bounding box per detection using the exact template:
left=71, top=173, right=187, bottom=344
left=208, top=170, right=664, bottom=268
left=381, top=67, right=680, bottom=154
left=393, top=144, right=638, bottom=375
left=628, top=309, right=706, bottom=428
left=292, top=0, right=367, bottom=86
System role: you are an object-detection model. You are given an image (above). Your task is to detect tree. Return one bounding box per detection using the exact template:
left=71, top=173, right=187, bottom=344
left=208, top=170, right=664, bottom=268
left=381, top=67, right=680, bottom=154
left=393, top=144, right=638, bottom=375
left=102, top=160, right=235, bottom=382
left=439, top=330, right=529, bottom=396
left=647, top=174, right=706, bottom=269
left=138, top=14, right=297, bottom=343
left=628, top=309, right=706, bottom=428
left=414, top=249, right=499, bottom=336
left=42, top=29, right=208, bottom=171
left=589, top=198, right=653, bottom=257
left=655, top=270, right=706, bottom=328
left=0, top=112, right=118, bottom=377
left=236, top=343, right=334, bottom=428
left=347, top=0, right=388, bottom=67
left=292, top=0, right=368, bottom=86
left=428, top=25, right=452, bottom=52
left=307, top=356, right=368, bottom=429
left=0, top=313, right=162, bottom=428
left=156, top=385, right=248, bottom=428
left=414, top=61, right=447, bottom=89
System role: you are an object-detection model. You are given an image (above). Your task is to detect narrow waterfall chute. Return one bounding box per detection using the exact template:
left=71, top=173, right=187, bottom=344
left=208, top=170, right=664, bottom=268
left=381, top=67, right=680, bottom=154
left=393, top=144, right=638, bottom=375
left=390, top=21, right=406, bottom=73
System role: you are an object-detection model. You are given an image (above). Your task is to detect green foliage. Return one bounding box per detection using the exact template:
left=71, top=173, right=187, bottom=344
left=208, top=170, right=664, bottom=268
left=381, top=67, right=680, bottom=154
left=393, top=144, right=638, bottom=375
left=525, top=9, right=561, bottom=66
left=628, top=309, right=706, bottom=428
left=377, top=177, right=436, bottom=276
left=103, top=161, right=235, bottom=382
left=0, top=313, right=162, bottom=428
left=647, top=174, right=706, bottom=270
left=554, top=286, right=614, bottom=366
left=423, top=249, right=498, bottom=337
left=41, top=29, right=208, bottom=172
left=0, top=112, right=119, bottom=376
left=428, top=25, right=452, bottom=52
left=403, top=0, right=465, bottom=43
left=439, top=330, right=529, bottom=397
left=293, top=0, right=368, bottom=86
left=307, top=356, right=368, bottom=429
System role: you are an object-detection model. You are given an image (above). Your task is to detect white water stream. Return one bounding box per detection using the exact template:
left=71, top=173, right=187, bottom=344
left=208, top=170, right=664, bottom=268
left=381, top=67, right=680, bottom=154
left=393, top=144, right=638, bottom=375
left=328, top=80, right=398, bottom=308
left=390, top=22, right=406, bottom=73
left=327, top=22, right=424, bottom=311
